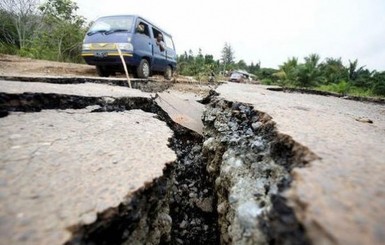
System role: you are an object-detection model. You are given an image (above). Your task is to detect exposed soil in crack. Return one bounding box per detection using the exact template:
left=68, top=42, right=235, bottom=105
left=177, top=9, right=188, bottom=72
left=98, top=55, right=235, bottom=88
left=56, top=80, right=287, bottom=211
left=202, top=97, right=319, bottom=244
left=168, top=131, right=219, bottom=244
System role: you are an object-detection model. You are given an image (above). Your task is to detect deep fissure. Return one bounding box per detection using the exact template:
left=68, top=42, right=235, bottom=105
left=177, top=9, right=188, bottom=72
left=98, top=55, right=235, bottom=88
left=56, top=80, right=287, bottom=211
left=201, top=97, right=318, bottom=244
left=0, top=90, right=318, bottom=244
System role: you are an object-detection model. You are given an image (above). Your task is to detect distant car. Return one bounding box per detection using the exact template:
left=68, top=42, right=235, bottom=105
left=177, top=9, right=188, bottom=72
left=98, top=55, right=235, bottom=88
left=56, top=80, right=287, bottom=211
left=229, top=72, right=244, bottom=83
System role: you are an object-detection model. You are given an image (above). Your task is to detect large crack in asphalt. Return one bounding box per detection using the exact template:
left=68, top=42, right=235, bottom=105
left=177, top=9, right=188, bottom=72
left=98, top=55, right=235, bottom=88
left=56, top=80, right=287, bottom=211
left=0, top=89, right=319, bottom=244
left=0, top=92, right=219, bottom=244
left=201, top=97, right=319, bottom=244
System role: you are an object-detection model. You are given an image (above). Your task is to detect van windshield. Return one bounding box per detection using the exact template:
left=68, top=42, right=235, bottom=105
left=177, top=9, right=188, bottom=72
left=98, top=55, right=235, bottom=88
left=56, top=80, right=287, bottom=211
left=87, top=16, right=134, bottom=36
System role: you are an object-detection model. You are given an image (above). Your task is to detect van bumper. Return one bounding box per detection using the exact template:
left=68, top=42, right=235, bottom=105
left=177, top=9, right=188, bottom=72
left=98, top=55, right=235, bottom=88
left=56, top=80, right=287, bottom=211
left=81, top=51, right=140, bottom=66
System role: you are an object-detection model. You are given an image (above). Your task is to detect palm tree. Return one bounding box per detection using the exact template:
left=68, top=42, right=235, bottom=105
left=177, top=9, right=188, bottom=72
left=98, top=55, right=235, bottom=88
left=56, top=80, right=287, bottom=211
left=295, top=54, right=323, bottom=88
left=348, top=59, right=373, bottom=88
left=348, top=59, right=365, bottom=81
left=275, top=57, right=299, bottom=87
left=319, top=57, right=348, bottom=84
left=304, top=53, right=320, bottom=67
left=371, top=71, right=385, bottom=96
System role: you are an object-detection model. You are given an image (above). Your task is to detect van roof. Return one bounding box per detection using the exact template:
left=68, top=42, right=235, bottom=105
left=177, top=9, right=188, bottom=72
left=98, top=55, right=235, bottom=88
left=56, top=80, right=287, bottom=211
left=96, top=14, right=173, bottom=37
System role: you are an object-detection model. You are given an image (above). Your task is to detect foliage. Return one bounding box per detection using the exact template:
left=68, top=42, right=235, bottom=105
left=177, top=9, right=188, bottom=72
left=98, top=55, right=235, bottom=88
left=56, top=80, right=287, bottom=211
left=319, top=80, right=350, bottom=95
left=0, top=42, right=19, bottom=54
left=32, top=0, right=86, bottom=62
left=177, top=44, right=262, bottom=81
left=248, top=61, right=261, bottom=74
left=237, top=59, right=248, bottom=71
left=319, top=57, right=348, bottom=84
left=255, top=68, right=278, bottom=81
left=177, top=49, right=221, bottom=81
left=268, top=53, right=385, bottom=97
left=0, top=0, right=86, bottom=63
left=261, top=78, right=273, bottom=85
left=0, top=9, right=18, bottom=47
left=295, top=54, right=323, bottom=87
left=274, top=57, right=298, bottom=87
left=371, top=72, right=385, bottom=96
left=221, top=42, right=235, bottom=70
left=0, top=0, right=42, bottom=49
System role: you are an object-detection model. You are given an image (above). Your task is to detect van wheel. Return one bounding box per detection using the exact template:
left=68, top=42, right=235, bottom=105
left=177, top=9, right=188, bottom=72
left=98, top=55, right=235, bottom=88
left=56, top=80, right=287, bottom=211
left=137, top=59, right=150, bottom=79
left=164, top=66, right=173, bottom=80
left=96, top=66, right=110, bottom=77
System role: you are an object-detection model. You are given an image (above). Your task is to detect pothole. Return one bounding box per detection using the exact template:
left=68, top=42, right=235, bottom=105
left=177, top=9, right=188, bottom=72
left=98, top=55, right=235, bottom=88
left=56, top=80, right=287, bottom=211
left=0, top=91, right=319, bottom=244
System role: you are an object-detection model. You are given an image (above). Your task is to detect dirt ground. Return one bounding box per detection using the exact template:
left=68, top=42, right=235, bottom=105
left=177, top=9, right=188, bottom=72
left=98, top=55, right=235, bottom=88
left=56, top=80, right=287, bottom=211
left=0, top=54, right=216, bottom=96
left=0, top=54, right=97, bottom=77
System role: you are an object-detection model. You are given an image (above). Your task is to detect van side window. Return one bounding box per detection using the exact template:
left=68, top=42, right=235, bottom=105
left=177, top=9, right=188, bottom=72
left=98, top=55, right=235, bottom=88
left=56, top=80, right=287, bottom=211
left=152, top=28, right=162, bottom=41
left=163, top=35, right=174, bottom=50
left=152, top=28, right=166, bottom=52
left=136, top=21, right=150, bottom=37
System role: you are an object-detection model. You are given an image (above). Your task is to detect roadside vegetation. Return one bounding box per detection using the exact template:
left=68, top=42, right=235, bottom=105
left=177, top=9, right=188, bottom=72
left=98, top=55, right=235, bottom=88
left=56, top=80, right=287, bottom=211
left=269, top=54, right=385, bottom=97
left=1, top=0, right=384, bottom=97
left=178, top=49, right=385, bottom=97
left=0, top=0, right=86, bottom=63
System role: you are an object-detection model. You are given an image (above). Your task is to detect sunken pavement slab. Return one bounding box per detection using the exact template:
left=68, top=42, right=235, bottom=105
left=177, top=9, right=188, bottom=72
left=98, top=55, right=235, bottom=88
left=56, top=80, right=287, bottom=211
left=0, top=80, right=177, bottom=245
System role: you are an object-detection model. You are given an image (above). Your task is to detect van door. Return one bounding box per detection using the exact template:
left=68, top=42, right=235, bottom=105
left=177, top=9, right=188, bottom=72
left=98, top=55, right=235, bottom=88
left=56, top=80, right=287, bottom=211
left=163, top=34, right=177, bottom=65
left=151, top=28, right=167, bottom=72
left=131, top=20, right=153, bottom=66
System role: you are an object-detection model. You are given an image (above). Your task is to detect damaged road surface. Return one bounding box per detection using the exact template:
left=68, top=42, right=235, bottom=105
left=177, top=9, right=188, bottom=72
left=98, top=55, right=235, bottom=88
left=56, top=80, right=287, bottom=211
left=1, top=78, right=385, bottom=245
left=214, top=83, right=385, bottom=245
left=0, top=79, right=215, bottom=245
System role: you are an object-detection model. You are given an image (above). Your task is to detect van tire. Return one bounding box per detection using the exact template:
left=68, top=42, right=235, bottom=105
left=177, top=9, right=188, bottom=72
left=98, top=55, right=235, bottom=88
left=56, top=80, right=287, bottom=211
left=164, top=66, right=173, bottom=80
left=96, top=66, right=110, bottom=77
left=137, top=59, right=150, bottom=79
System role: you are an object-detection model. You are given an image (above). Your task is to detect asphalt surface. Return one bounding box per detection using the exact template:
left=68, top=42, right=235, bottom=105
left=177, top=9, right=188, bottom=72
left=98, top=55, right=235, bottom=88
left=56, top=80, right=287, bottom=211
left=0, top=80, right=150, bottom=98
left=0, top=80, right=180, bottom=245
left=1, top=79, right=384, bottom=245
left=217, top=82, right=385, bottom=245
left=0, top=108, right=176, bottom=245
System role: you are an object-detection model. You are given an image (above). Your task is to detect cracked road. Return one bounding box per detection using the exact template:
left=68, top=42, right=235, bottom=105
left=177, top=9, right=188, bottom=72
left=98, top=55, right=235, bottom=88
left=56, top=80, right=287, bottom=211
left=0, top=78, right=384, bottom=245
left=0, top=108, right=176, bottom=244
left=217, top=82, right=385, bottom=245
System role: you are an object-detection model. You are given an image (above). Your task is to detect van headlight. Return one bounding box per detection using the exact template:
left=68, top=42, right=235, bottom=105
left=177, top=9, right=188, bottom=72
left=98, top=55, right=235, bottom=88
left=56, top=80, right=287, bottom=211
left=82, top=43, right=92, bottom=50
left=116, top=43, right=133, bottom=51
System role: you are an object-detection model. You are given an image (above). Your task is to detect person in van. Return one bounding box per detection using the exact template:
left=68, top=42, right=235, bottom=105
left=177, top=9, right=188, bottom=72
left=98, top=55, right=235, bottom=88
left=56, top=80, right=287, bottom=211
left=156, top=33, right=166, bottom=52
left=136, top=23, right=145, bottom=33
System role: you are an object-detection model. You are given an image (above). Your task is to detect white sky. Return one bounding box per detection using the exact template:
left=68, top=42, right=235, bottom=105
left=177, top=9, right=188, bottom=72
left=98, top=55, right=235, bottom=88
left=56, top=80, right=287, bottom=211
left=73, top=0, right=385, bottom=71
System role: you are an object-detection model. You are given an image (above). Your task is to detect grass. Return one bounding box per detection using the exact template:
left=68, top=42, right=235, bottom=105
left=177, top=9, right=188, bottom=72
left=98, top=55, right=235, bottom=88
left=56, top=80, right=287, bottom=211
left=317, top=83, right=378, bottom=98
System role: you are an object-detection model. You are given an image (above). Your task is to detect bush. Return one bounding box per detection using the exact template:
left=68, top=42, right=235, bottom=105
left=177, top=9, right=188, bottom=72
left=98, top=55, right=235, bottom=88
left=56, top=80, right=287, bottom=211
left=371, top=72, right=385, bottom=96
left=318, top=80, right=350, bottom=95
left=261, top=78, right=273, bottom=85
left=0, top=43, right=18, bottom=55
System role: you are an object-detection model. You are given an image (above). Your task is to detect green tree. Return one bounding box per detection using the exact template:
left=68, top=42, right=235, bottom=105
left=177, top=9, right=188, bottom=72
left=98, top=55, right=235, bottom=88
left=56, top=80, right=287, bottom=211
left=221, top=42, right=235, bottom=71
left=371, top=71, right=385, bottom=96
left=348, top=59, right=365, bottom=81
left=237, top=59, right=248, bottom=71
left=319, top=57, right=348, bottom=84
left=0, top=9, right=18, bottom=53
left=275, top=57, right=298, bottom=87
left=34, top=0, right=86, bottom=62
left=0, top=0, right=42, bottom=49
left=248, top=61, right=261, bottom=74
left=295, top=54, right=323, bottom=87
